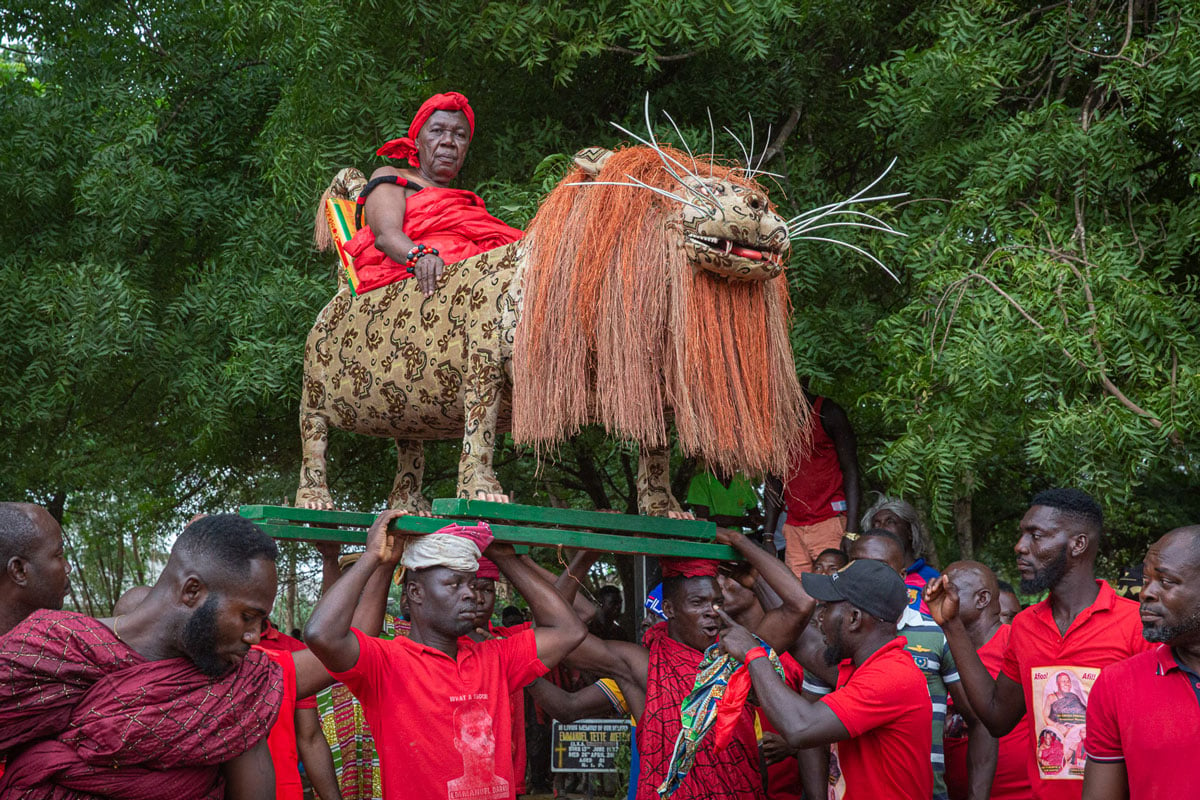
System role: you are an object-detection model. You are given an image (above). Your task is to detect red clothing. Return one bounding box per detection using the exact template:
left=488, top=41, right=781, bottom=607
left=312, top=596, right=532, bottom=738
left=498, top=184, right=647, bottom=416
left=255, top=645, right=304, bottom=800
left=0, top=609, right=282, bottom=800
left=1084, top=644, right=1200, bottom=799
left=636, top=622, right=763, bottom=800
left=331, top=626, right=546, bottom=800
left=783, top=397, right=847, bottom=526
left=944, top=625, right=1031, bottom=800
left=345, top=186, right=523, bottom=294
left=486, top=621, right=534, bottom=795
left=260, top=622, right=317, bottom=709
left=1000, top=580, right=1151, bottom=800
left=760, top=652, right=804, bottom=800
left=821, top=636, right=934, bottom=800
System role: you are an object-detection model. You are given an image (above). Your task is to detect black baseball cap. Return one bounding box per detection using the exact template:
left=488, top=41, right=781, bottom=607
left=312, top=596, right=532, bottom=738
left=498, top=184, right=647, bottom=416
left=801, top=559, right=908, bottom=623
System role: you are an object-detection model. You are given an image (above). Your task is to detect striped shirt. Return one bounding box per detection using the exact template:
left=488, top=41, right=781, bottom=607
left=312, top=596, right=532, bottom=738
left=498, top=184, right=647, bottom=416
left=898, top=606, right=959, bottom=800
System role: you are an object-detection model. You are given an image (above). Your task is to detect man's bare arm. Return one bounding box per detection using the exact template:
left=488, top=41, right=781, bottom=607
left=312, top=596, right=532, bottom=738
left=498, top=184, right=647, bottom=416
left=819, top=399, right=861, bottom=533
left=926, top=577, right=1026, bottom=736
left=488, top=547, right=586, bottom=667
left=222, top=739, right=276, bottom=800
left=719, top=528, right=815, bottom=652
left=1082, top=760, right=1129, bottom=800
left=296, top=706, right=343, bottom=800
left=949, top=680, right=999, bottom=800
left=526, top=679, right=623, bottom=723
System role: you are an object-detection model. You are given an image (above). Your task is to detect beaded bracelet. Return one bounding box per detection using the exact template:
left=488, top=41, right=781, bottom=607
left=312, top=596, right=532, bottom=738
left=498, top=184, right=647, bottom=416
left=744, top=646, right=769, bottom=666
left=405, top=244, right=439, bottom=271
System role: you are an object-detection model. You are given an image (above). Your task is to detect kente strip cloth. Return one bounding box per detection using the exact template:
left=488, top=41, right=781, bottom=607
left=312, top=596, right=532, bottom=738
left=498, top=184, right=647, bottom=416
left=0, top=609, right=283, bottom=800
left=636, top=622, right=765, bottom=800
left=343, top=185, right=523, bottom=294
left=316, top=614, right=405, bottom=800
left=658, top=638, right=785, bottom=798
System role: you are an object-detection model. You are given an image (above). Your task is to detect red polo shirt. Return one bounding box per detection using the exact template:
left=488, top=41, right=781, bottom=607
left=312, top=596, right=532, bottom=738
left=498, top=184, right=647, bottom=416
left=944, top=625, right=1031, bottom=799
left=260, top=623, right=317, bottom=709
left=822, top=636, right=934, bottom=800
left=332, top=626, right=547, bottom=800
left=485, top=621, right=534, bottom=795
left=253, top=645, right=303, bottom=800
left=1084, top=644, right=1200, bottom=799
left=1000, top=580, right=1151, bottom=800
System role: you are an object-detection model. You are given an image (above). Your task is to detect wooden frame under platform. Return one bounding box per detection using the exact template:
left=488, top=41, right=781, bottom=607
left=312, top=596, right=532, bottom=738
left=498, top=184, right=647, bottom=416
left=239, top=499, right=738, bottom=560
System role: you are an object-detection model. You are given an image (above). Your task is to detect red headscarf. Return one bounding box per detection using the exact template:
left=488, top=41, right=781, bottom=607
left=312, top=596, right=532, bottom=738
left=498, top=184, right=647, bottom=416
left=377, top=91, right=476, bottom=167
left=475, top=556, right=501, bottom=581
left=660, top=558, right=719, bottom=579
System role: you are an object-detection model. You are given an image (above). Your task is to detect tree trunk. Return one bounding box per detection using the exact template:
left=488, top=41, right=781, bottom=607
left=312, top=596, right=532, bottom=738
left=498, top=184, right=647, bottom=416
left=953, top=493, right=974, bottom=561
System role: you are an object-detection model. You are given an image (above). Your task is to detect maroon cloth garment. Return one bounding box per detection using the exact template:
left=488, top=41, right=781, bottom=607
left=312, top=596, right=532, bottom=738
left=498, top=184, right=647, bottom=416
left=0, top=609, right=283, bottom=800
left=636, top=622, right=764, bottom=800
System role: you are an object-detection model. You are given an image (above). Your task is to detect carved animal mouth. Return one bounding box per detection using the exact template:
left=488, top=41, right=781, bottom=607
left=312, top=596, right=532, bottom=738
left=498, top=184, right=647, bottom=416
left=688, top=234, right=784, bottom=267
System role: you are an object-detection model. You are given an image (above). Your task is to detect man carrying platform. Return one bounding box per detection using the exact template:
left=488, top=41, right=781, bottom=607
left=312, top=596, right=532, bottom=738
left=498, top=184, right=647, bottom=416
left=344, top=91, right=524, bottom=296
left=304, top=510, right=587, bottom=800
left=561, top=527, right=815, bottom=800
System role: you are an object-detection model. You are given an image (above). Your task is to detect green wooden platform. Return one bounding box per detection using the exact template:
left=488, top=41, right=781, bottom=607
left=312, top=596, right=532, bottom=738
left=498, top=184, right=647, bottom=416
left=238, top=500, right=738, bottom=560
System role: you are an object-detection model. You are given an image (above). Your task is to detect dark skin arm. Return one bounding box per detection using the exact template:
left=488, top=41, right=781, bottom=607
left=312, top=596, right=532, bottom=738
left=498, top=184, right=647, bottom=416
left=316, top=541, right=342, bottom=595
left=718, top=527, right=815, bottom=653
left=221, top=739, right=276, bottom=800
left=363, top=167, right=444, bottom=296
left=1082, top=760, right=1129, bottom=800
left=525, top=677, right=642, bottom=724
left=490, top=547, right=587, bottom=667
left=295, top=706, right=343, bottom=800
left=944, top=680, right=998, bottom=800
left=560, top=633, right=650, bottom=721
left=524, top=548, right=599, bottom=624
left=305, top=509, right=409, bottom=674
left=926, top=576, right=1026, bottom=736
left=719, top=612, right=849, bottom=749
left=763, top=474, right=785, bottom=541
left=796, top=687, right=832, bottom=800
left=819, top=398, right=861, bottom=534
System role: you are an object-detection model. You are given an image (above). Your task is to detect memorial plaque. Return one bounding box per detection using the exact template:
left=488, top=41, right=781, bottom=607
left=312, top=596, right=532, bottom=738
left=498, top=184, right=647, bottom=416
left=550, top=718, right=632, bottom=773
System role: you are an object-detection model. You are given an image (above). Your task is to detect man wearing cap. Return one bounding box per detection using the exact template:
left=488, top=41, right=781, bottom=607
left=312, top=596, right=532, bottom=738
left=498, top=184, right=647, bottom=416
left=344, top=91, right=524, bottom=296
left=719, top=558, right=934, bottom=800
left=562, top=528, right=815, bottom=800
left=305, top=511, right=586, bottom=800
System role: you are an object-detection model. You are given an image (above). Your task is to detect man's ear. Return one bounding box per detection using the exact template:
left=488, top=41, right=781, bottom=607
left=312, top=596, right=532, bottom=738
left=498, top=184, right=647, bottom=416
left=977, top=588, right=993, bottom=611
left=1069, top=532, right=1091, bottom=559
left=7, top=556, right=29, bottom=587
left=661, top=598, right=676, bottom=620
left=573, top=147, right=613, bottom=179
left=845, top=607, right=864, bottom=633
left=180, top=575, right=206, bottom=609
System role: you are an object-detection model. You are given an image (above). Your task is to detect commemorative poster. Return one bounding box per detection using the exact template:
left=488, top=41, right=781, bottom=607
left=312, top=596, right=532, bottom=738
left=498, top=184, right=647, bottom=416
left=1030, top=665, right=1099, bottom=780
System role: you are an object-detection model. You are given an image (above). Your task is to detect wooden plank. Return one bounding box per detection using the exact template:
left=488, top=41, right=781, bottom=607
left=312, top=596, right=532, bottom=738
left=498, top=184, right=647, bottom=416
left=430, top=499, right=716, bottom=541
left=240, top=505, right=379, bottom=528
left=251, top=520, right=736, bottom=560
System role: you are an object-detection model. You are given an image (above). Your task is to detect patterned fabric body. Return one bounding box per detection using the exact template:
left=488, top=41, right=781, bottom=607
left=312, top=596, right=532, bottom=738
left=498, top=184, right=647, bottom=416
left=636, top=623, right=764, bottom=800
left=0, top=609, right=283, bottom=800
left=316, top=614, right=405, bottom=800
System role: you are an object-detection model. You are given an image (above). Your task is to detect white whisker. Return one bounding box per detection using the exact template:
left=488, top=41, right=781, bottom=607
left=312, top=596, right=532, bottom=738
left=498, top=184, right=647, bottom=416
left=791, top=220, right=907, bottom=237
left=564, top=180, right=708, bottom=213
left=641, top=95, right=717, bottom=200
left=793, top=235, right=901, bottom=283
left=662, top=110, right=697, bottom=170
left=750, top=123, right=773, bottom=177
left=785, top=192, right=909, bottom=226
left=747, top=113, right=756, bottom=173
left=723, top=126, right=752, bottom=174
left=706, top=108, right=716, bottom=179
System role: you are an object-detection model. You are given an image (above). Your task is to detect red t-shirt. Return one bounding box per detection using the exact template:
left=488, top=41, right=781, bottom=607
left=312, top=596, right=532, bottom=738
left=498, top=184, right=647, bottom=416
left=253, top=645, right=303, bottom=800
left=260, top=623, right=318, bottom=710
left=1085, top=644, right=1200, bottom=799
left=944, top=625, right=1031, bottom=799
left=822, top=637, right=934, bottom=800
left=485, top=621, right=534, bottom=795
left=332, top=626, right=547, bottom=800
left=1000, top=580, right=1151, bottom=800
left=759, top=652, right=804, bottom=800
left=783, top=397, right=847, bottom=526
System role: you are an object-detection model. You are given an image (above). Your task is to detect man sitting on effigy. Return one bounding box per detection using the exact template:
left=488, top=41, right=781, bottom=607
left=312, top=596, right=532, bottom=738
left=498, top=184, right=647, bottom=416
left=343, top=91, right=524, bottom=297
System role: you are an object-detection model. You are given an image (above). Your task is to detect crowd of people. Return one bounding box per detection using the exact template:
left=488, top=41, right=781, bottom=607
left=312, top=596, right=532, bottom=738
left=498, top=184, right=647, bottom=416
left=1, top=93, right=1197, bottom=800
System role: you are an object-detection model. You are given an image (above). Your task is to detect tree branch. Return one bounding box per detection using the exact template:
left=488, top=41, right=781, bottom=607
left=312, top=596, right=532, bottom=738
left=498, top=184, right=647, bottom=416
left=760, top=105, right=803, bottom=164
left=602, top=45, right=695, bottom=63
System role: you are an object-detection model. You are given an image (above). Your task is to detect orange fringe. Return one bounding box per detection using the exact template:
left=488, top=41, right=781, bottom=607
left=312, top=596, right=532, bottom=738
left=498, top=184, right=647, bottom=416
left=513, top=146, right=809, bottom=477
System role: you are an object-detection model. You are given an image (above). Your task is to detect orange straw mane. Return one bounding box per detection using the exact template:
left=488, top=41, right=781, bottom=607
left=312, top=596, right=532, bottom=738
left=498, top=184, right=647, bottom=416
left=512, top=145, right=808, bottom=477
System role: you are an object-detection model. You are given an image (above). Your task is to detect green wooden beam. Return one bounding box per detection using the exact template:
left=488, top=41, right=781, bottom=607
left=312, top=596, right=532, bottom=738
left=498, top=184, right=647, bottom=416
left=430, top=499, right=717, bottom=541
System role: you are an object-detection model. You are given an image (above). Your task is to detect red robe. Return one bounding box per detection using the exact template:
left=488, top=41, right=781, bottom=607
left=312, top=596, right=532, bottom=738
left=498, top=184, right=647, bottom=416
left=637, top=623, right=764, bottom=800
left=0, top=609, right=283, bottom=800
left=344, top=185, right=524, bottom=294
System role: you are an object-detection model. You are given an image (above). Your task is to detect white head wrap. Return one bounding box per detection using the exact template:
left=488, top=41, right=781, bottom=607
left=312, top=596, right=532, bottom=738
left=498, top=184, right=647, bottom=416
left=401, top=534, right=482, bottom=573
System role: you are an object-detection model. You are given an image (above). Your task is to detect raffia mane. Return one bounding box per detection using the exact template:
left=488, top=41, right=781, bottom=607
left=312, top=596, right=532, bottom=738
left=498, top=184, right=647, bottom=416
left=512, top=145, right=809, bottom=478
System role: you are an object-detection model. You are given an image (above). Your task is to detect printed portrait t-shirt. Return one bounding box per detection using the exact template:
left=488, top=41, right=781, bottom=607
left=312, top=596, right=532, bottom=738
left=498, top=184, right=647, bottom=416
left=1000, top=580, right=1150, bottom=800
left=332, top=626, right=548, bottom=800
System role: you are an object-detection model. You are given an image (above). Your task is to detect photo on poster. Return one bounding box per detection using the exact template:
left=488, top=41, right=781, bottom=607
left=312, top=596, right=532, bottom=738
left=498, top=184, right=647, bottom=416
left=1030, top=665, right=1098, bottom=781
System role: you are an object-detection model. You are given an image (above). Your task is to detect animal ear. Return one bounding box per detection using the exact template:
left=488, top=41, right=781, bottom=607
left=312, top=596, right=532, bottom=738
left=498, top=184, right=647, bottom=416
left=573, top=147, right=613, bottom=179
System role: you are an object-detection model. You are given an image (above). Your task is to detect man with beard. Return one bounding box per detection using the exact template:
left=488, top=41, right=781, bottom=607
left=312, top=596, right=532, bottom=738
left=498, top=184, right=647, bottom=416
left=925, top=488, right=1150, bottom=800
left=718, top=557, right=933, bottom=800
left=1082, top=525, right=1200, bottom=799
left=304, top=513, right=586, bottom=800
left=561, top=528, right=815, bottom=800
left=0, top=503, right=72, bottom=637
left=0, top=513, right=285, bottom=798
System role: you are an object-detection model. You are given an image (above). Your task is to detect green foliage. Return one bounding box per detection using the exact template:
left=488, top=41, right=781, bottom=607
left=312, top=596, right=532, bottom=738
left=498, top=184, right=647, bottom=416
left=2, top=0, right=1197, bottom=613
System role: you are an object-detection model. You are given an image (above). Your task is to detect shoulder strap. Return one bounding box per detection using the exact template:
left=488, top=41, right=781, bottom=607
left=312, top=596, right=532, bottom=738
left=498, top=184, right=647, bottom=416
left=355, top=175, right=425, bottom=229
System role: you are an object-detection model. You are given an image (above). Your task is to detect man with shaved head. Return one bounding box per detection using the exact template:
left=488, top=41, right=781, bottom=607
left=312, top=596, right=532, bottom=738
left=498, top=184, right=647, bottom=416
left=0, top=502, right=71, bottom=637
left=0, top=513, right=285, bottom=798
left=940, top=561, right=1030, bottom=800
left=926, top=488, right=1151, bottom=800
left=1082, top=526, right=1200, bottom=799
